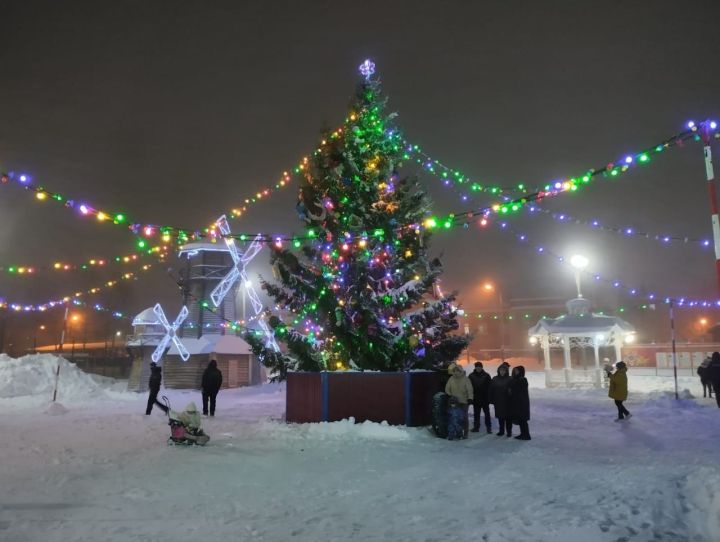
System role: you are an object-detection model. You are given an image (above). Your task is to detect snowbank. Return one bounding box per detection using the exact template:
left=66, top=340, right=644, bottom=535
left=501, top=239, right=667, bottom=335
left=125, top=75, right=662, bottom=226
left=0, top=353, right=135, bottom=406
left=296, top=417, right=411, bottom=441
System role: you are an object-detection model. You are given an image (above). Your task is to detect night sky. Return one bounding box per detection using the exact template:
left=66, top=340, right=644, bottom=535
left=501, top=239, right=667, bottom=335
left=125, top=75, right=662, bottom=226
left=2, top=0, right=720, bottom=348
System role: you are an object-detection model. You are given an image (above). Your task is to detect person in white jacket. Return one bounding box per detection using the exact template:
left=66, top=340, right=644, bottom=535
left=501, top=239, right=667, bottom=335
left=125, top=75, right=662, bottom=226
left=444, top=364, right=473, bottom=438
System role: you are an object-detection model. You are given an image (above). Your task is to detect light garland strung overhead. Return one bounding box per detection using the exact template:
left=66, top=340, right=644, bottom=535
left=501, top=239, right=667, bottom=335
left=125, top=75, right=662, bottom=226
left=524, top=205, right=713, bottom=251
left=490, top=219, right=720, bottom=307
left=0, top=245, right=169, bottom=276
left=0, top=264, right=153, bottom=312
left=3, top=121, right=715, bottom=248
left=409, top=122, right=720, bottom=206
left=458, top=302, right=677, bottom=321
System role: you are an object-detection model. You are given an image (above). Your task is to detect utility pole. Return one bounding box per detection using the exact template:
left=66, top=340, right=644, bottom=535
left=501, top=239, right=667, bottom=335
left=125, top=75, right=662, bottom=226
left=699, top=120, right=720, bottom=293
left=58, top=303, right=69, bottom=353
left=0, top=306, right=7, bottom=354
left=669, top=300, right=679, bottom=401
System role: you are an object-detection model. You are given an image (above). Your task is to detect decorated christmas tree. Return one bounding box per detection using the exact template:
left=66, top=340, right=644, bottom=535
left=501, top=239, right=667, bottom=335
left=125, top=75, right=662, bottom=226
left=245, top=61, right=468, bottom=379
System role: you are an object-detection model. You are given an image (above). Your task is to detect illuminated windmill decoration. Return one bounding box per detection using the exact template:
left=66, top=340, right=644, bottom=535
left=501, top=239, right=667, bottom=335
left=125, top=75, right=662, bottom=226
left=210, top=215, right=279, bottom=352
left=150, top=303, right=190, bottom=362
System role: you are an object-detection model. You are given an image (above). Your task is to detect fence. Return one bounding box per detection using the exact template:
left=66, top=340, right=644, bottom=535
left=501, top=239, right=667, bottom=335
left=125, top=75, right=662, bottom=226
left=465, top=343, right=720, bottom=376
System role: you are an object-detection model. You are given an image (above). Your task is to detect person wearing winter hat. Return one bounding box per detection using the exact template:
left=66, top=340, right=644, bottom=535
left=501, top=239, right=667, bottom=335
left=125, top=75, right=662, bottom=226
left=444, top=364, right=473, bottom=438
left=469, top=361, right=493, bottom=433
left=697, top=356, right=713, bottom=399
left=201, top=359, right=223, bottom=416
left=707, top=352, right=720, bottom=408
left=508, top=366, right=531, bottom=440
left=490, top=363, right=513, bottom=437
left=146, top=362, right=168, bottom=415
left=608, top=361, right=631, bottom=421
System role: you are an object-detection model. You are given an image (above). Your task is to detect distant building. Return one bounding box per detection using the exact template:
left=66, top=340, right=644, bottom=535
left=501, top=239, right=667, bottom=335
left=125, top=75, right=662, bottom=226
left=528, top=297, right=635, bottom=388
left=126, top=241, right=264, bottom=392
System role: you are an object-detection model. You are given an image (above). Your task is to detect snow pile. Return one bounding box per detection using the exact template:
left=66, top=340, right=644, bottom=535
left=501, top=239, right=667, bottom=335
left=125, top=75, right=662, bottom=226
left=685, top=468, right=720, bottom=539
left=0, top=353, right=134, bottom=405
left=44, top=402, right=69, bottom=415
left=253, top=417, right=412, bottom=442
left=301, top=417, right=411, bottom=441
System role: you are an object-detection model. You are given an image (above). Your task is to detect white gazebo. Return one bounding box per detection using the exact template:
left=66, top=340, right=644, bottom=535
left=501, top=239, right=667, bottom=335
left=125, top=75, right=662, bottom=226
left=528, top=298, right=636, bottom=388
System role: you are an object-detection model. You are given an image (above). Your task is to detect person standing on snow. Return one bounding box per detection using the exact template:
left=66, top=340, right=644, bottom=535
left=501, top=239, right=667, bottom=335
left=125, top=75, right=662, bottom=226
left=706, top=352, right=720, bottom=408
left=508, top=366, right=531, bottom=440
left=146, top=362, right=168, bottom=415
left=697, top=356, right=713, bottom=399
left=608, top=361, right=631, bottom=421
left=201, top=359, right=223, bottom=416
left=490, top=364, right=513, bottom=437
left=444, top=363, right=473, bottom=438
left=468, top=361, right=493, bottom=433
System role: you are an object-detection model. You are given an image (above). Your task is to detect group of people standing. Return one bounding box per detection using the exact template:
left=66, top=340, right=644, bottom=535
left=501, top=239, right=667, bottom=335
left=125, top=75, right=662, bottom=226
left=697, top=352, right=720, bottom=407
left=444, top=361, right=531, bottom=441
left=145, top=359, right=223, bottom=416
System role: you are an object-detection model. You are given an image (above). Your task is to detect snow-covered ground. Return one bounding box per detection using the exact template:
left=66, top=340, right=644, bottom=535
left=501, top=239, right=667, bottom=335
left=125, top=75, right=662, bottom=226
left=1, top=355, right=719, bottom=542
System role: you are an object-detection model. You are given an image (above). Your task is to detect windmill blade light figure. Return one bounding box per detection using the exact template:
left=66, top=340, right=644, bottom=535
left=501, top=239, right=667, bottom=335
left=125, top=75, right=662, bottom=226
left=151, top=303, right=190, bottom=362
left=210, top=215, right=279, bottom=352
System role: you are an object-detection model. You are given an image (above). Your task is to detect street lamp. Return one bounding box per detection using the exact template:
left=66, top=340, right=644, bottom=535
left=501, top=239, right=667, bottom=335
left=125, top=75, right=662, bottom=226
left=69, top=313, right=82, bottom=359
left=570, top=254, right=589, bottom=298
left=481, top=281, right=506, bottom=362
left=242, top=280, right=252, bottom=322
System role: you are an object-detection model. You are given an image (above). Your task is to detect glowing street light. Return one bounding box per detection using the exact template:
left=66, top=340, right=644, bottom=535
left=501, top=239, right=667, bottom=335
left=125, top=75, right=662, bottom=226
left=570, top=254, right=589, bottom=298
left=480, top=280, right=506, bottom=362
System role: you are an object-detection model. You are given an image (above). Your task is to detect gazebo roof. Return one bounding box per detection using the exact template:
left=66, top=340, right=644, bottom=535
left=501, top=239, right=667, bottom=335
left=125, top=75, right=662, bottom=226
left=528, top=298, right=635, bottom=336
left=166, top=334, right=252, bottom=356
left=132, top=307, right=160, bottom=326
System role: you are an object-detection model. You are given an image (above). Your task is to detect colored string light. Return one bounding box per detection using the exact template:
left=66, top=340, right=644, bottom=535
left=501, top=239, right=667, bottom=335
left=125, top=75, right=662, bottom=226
left=402, top=140, right=522, bottom=199
left=0, top=246, right=170, bottom=276
left=410, top=121, right=720, bottom=207
left=524, top=205, right=712, bottom=251
left=0, top=265, right=154, bottom=312
left=4, top=120, right=715, bottom=247
left=491, top=219, right=720, bottom=307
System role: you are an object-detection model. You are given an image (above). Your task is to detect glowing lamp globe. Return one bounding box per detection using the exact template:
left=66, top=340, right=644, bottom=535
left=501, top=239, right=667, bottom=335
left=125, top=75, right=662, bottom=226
left=570, top=255, right=589, bottom=270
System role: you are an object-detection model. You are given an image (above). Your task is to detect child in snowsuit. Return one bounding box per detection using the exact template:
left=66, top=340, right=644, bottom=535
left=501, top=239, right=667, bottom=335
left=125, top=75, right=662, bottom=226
left=608, top=361, right=631, bottom=421
left=446, top=396, right=466, bottom=441
left=508, top=366, right=531, bottom=440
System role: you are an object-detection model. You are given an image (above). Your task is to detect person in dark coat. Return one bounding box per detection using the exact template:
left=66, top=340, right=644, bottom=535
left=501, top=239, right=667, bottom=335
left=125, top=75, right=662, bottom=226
left=201, top=359, right=223, bottom=416
left=706, top=352, right=720, bottom=408
left=146, top=362, right=168, bottom=415
left=697, top=356, right=713, bottom=399
left=468, top=361, right=493, bottom=433
left=508, top=366, right=531, bottom=440
left=490, top=364, right=512, bottom=437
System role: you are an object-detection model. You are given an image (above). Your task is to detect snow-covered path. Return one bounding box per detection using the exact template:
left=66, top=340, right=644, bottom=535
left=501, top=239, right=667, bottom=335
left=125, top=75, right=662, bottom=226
left=1, top=364, right=719, bottom=541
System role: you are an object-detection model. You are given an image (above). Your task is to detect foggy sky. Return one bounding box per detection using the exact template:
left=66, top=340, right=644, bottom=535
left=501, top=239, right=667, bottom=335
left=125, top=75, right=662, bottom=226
left=2, top=0, right=720, bottom=343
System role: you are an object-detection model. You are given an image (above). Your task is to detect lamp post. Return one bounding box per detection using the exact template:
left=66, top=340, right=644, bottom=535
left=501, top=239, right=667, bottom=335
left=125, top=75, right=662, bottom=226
left=570, top=255, right=589, bottom=298
left=69, top=313, right=81, bottom=360
left=242, top=280, right=251, bottom=322
left=482, top=281, right=506, bottom=362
